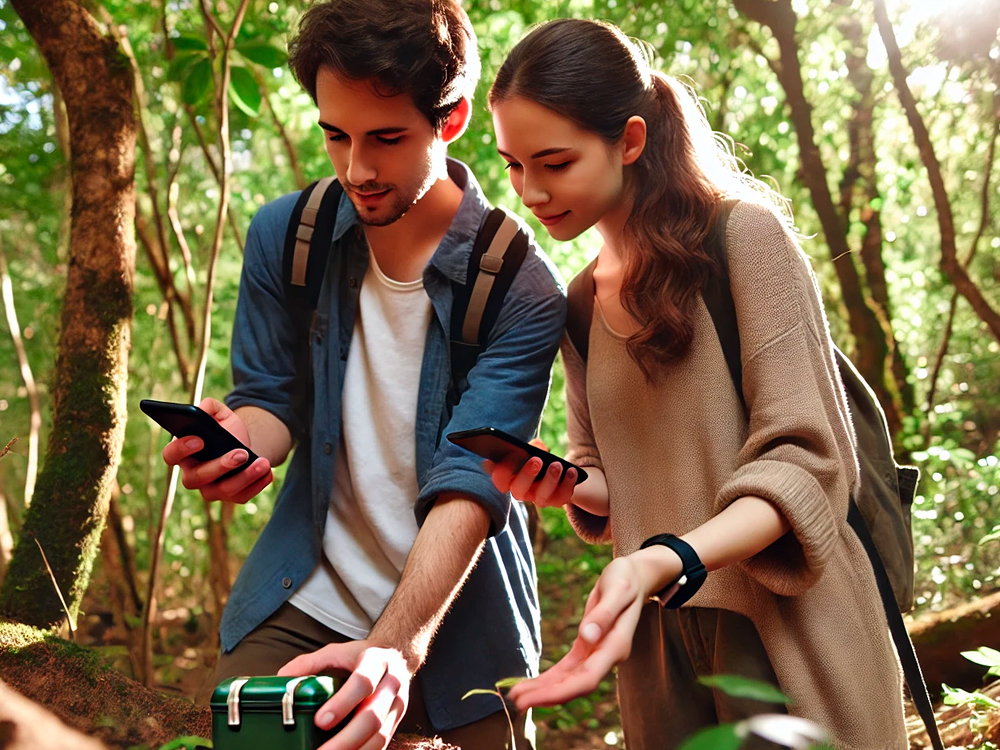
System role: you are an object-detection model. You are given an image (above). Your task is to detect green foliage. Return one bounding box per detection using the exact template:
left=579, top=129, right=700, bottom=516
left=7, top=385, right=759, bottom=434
left=677, top=723, right=744, bottom=750
left=697, top=674, right=789, bottom=704
left=156, top=737, right=212, bottom=750
left=962, top=646, right=1000, bottom=679
left=942, top=683, right=1000, bottom=710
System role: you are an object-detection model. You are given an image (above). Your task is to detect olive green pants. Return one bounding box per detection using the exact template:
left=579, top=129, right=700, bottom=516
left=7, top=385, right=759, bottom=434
left=211, top=603, right=533, bottom=750
left=617, top=604, right=787, bottom=750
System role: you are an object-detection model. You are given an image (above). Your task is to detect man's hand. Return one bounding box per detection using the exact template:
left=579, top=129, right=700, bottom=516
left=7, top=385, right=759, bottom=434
left=161, top=397, right=274, bottom=504
left=278, top=640, right=411, bottom=750
left=483, top=438, right=578, bottom=509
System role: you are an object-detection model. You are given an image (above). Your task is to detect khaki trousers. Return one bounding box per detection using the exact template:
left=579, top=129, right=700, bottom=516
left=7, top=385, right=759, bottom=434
left=211, top=603, right=533, bottom=750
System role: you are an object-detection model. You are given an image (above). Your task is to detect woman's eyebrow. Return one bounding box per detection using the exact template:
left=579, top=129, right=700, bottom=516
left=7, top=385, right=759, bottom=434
left=496, top=147, right=572, bottom=159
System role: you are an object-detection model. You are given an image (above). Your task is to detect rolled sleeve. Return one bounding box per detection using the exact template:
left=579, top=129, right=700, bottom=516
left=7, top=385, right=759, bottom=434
left=224, top=194, right=303, bottom=435
left=416, top=269, right=567, bottom=535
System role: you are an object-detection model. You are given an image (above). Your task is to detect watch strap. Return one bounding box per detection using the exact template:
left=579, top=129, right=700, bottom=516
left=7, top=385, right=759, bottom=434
left=639, top=533, right=707, bottom=609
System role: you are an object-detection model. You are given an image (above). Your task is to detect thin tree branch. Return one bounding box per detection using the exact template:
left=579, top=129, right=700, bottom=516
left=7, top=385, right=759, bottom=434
left=923, top=102, right=1000, bottom=440
left=141, top=0, right=252, bottom=686
left=874, top=0, right=1000, bottom=341
left=256, top=69, right=306, bottom=189
left=0, top=233, right=41, bottom=507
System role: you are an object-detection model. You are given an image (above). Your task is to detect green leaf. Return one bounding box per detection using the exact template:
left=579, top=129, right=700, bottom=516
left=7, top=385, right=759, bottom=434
left=170, top=35, right=208, bottom=52
left=228, top=66, right=261, bottom=117
left=181, top=58, right=213, bottom=106
left=677, top=723, right=743, bottom=750
left=961, top=647, right=1000, bottom=668
left=979, top=525, right=1000, bottom=545
left=157, top=737, right=212, bottom=750
left=167, top=51, right=204, bottom=82
left=236, top=41, right=288, bottom=69
left=697, top=674, right=789, bottom=704
left=494, top=676, right=526, bottom=690
left=942, top=683, right=1000, bottom=709
left=461, top=688, right=500, bottom=701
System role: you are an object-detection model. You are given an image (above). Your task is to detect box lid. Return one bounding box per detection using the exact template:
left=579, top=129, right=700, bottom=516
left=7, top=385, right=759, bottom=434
left=211, top=675, right=338, bottom=713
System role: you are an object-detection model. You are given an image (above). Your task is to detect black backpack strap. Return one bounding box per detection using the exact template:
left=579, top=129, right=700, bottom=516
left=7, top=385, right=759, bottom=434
left=450, top=206, right=530, bottom=386
left=848, top=500, right=945, bottom=750
left=701, top=199, right=744, bottom=411
left=566, top=258, right=597, bottom=363
left=705, top=200, right=944, bottom=750
left=281, top=177, right=344, bottom=437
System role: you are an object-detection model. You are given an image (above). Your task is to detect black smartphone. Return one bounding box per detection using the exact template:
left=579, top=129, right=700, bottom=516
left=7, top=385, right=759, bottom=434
left=446, top=427, right=588, bottom=486
left=139, top=399, right=258, bottom=481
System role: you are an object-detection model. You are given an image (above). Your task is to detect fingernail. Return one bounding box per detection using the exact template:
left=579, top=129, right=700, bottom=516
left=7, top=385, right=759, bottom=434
left=581, top=623, right=602, bottom=644
left=549, top=463, right=560, bottom=475
left=230, top=450, right=248, bottom=466
left=185, top=437, right=201, bottom=450
left=318, top=711, right=334, bottom=728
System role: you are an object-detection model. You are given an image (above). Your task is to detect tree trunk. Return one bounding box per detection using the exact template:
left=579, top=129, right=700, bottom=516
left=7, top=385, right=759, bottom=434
left=0, top=0, right=137, bottom=628
left=909, top=590, right=1000, bottom=693
left=734, top=0, right=902, bottom=427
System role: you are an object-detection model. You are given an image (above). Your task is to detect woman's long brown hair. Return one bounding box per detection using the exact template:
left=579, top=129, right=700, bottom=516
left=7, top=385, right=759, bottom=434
left=489, top=19, right=790, bottom=379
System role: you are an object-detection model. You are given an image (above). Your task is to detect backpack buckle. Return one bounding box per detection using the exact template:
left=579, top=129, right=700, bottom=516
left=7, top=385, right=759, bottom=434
left=479, top=254, right=503, bottom=274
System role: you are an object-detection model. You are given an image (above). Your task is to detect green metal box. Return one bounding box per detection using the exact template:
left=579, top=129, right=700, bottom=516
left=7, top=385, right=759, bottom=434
left=211, top=675, right=344, bottom=750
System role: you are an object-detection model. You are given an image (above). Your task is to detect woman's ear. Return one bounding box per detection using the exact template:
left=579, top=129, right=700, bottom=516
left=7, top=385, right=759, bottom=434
left=440, top=97, right=472, bottom=143
left=621, top=116, right=647, bottom=166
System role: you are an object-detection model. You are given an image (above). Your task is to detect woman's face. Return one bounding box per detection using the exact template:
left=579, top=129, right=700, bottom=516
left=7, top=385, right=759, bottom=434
left=492, top=96, right=628, bottom=242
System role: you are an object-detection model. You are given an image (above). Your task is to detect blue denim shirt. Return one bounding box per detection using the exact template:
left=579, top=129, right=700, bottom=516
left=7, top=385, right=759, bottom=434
left=222, top=159, right=566, bottom=730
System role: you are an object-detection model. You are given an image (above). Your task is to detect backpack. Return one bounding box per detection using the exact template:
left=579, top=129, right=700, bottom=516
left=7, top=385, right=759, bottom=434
left=565, top=200, right=942, bottom=750
left=282, top=177, right=530, bottom=436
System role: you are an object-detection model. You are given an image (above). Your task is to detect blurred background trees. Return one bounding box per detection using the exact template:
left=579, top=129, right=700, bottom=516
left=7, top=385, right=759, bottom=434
left=1, top=0, right=1000, bottom=746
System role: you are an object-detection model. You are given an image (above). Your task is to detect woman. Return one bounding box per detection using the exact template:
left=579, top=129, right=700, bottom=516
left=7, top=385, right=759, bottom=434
left=484, top=18, right=906, bottom=750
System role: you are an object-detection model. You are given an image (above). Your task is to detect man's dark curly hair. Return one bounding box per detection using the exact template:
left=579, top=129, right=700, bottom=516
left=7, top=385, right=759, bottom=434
left=288, top=0, right=480, bottom=131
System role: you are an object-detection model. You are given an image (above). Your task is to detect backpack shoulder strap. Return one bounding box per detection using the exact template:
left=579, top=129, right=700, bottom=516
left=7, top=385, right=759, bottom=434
left=281, top=177, right=344, bottom=436
left=566, top=258, right=597, bottom=363
left=450, top=206, right=530, bottom=385
left=701, top=198, right=744, bottom=412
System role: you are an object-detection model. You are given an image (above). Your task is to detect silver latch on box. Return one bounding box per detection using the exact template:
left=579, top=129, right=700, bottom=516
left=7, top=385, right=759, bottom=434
left=282, top=676, right=310, bottom=726
left=227, top=678, right=250, bottom=727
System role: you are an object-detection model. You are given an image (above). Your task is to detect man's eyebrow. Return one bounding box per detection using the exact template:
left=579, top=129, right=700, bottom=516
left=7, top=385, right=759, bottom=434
left=317, top=121, right=409, bottom=136
left=496, top=147, right=572, bottom=160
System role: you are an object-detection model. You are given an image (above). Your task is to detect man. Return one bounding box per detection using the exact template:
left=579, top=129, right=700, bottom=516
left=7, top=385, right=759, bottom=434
left=163, top=1, right=565, bottom=748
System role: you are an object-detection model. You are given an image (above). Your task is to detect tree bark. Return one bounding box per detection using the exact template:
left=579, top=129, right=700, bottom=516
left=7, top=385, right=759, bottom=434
left=0, top=0, right=136, bottom=628
left=734, top=0, right=902, bottom=427
left=909, top=590, right=1000, bottom=692
left=873, top=0, right=1000, bottom=342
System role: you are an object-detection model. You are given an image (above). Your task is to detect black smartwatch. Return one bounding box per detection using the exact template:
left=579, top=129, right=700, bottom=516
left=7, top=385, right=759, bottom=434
left=639, top=533, right=706, bottom=608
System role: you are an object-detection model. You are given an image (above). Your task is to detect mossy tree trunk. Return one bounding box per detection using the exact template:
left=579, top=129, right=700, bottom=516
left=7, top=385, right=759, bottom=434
left=0, top=0, right=136, bottom=627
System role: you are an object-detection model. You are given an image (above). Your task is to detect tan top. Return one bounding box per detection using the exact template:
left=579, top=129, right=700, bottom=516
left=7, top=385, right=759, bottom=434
left=562, top=202, right=906, bottom=749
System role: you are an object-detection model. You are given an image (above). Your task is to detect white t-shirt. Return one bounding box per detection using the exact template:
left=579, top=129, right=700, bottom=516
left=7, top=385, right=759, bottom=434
left=289, top=247, right=433, bottom=639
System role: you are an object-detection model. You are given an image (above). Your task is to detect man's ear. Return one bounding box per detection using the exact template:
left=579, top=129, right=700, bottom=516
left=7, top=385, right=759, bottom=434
left=621, top=116, right=647, bottom=166
left=439, top=97, right=472, bottom=144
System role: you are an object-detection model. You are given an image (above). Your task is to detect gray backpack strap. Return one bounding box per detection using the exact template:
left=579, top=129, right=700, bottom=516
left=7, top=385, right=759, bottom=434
left=288, top=176, right=338, bottom=288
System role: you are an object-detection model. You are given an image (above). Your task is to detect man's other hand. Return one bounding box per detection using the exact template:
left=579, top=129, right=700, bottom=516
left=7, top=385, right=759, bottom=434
left=161, top=397, right=273, bottom=504
left=278, top=640, right=411, bottom=750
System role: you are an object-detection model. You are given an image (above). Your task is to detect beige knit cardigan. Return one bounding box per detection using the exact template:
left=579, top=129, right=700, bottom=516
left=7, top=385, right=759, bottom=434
left=562, top=201, right=906, bottom=749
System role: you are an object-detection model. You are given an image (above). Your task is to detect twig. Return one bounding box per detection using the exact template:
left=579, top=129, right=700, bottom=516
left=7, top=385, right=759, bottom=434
left=0, top=233, right=40, bottom=506
left=0, top=438, right=16, bottom=460
left=33, top=536, right=76, bottom=640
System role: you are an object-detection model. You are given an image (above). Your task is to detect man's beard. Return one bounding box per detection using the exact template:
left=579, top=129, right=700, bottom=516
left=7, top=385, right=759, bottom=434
left=347, top=172, right=434, bottom=227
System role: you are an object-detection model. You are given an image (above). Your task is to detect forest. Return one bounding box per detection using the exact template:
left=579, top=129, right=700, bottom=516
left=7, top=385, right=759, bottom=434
left=1, top=0, right=1000, bottom=747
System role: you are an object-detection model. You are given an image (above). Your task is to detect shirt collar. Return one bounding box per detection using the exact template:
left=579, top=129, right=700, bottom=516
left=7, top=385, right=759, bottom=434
left=331, top=158, right=490, bottom=286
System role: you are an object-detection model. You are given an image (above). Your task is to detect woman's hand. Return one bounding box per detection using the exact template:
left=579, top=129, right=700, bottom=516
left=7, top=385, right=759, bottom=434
left=483, top=439, right=578, bottom=509
left=507, top=547, right=682, bottom=710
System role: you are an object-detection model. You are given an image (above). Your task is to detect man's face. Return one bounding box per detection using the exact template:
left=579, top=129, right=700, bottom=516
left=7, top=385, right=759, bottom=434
left=315, top=68, right=441, bottom=226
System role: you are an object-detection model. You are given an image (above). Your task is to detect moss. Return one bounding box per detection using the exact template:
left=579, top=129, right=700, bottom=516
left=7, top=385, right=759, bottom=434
left=0, top=621, right=50, bottom=651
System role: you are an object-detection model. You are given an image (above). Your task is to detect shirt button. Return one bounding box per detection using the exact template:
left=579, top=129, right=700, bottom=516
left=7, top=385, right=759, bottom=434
left=349, top=277, right=358, bottom=288
left=323, top=442, right=332, bottom=455
left=281, top=577, right=292, bottom=589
